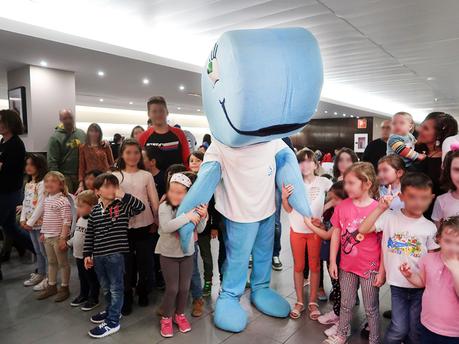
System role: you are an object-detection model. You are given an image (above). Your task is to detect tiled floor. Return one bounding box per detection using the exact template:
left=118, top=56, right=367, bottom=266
left=0, top=216, right=390, bottom=344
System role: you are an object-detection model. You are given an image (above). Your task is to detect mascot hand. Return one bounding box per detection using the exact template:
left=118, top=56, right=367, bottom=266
left=179, top=222, right=195, bottom=254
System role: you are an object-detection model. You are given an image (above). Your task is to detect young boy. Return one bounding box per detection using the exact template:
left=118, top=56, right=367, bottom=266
left=83, top=173, right=145, bottom=338
left=359, top=172, right=439, bottom=344
left=142, top=147, right=166, bottom=198
left=68, top=190, right=100, bottom=311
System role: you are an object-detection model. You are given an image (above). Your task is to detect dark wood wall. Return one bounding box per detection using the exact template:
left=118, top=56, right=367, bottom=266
left=291, top=117, right=374, bottom=155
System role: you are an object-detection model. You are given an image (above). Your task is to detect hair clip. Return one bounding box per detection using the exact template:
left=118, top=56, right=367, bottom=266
left=450, top=143, right=459, bottom=152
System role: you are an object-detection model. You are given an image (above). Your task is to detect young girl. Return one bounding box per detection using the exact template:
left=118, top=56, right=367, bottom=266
left=387, top=112, right=425, bottom=167
left=323, top=162, right=383, bottom=344
left=30, top=171, right=73, bottom=302
left=283, top=148, right=332, bottom=320
left=83, top=169, right=103, bottom=191
left=156, top=172, right=208, bottom=338
left=332, top=148, right=358, bottom=182
left=378, top=154, right=406, bottom=211
left=20, top=153, right=48, bottom=287
left=113, top=139, right=160, bottom=313
left=432, top=149, right=459, bottom=228
left=400, top=216, right=459, bottom=343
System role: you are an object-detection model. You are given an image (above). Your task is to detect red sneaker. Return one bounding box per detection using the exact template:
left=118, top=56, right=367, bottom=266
left=173, top=313, right=191, bottom=333
left=160, top=317, right=173, bottom=338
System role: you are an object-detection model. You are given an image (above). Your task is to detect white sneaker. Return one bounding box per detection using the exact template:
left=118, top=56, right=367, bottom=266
left=322, top=334, right=347, bottom=344
left=24, top=273, right=44, bottom=287
left=33, top=277, right=48, bottom=291
left=318, top=310, right=339, bottom=325
left=324, top=323, right=338, bottom=337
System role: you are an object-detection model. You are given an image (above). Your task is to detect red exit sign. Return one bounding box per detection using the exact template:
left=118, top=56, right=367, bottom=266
left=357, top=118, right=367, bottom=129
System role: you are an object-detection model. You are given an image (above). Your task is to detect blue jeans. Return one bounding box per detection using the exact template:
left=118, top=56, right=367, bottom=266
left=94, top=253, right=125, bottom=327
left=420, top=324, right=459, bottom=344
left=384, top=286, right=424, bottom=344
left=190, top=242, right=202, bottom=299
left=273, top=190, right=282, bottom=257
left=29, top=230, right=47, bottom=275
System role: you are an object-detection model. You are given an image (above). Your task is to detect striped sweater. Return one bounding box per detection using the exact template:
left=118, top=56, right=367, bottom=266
left=83, top=193, right=145, bottom=257
left=386, top=133, right=418, bottom=167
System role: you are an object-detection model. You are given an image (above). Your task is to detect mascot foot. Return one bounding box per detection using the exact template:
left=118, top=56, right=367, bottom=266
left=251, top=288, right=290, bottom=318
left=214, top=297, right=248, bottom=333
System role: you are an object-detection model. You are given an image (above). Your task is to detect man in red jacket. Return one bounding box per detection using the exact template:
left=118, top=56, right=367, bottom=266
left=139, top=96, right=190, bottom=170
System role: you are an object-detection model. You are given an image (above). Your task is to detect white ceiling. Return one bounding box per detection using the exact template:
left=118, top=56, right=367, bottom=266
left=1, top=0, right=458, bottom=120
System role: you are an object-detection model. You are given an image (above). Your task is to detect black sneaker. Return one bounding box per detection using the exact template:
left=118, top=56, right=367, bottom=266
left=202, top=281, right=212, bottom=297
left=272, top=256, right=283, bottom=271
left=383, top=310, right=392, bottom=319
left=88, top=322, right=120, bottom=338
left=81, top=300, right=100, bottom=311
left=70, top=295, right=88, bottom=307
left=360, top=322, right=370, bottom=339
left=90, top=311, right=107, bottom=324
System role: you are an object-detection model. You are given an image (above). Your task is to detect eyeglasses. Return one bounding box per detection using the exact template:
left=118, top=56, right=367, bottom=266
left=381, top=126, right=391, bottom=130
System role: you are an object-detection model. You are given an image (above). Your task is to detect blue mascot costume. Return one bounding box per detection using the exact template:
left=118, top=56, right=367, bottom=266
left=177, top=27, right=323, bottom=332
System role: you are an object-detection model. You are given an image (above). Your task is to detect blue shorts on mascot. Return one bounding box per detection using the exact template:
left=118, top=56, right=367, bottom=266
left=177, top=27, right=323, bottom=333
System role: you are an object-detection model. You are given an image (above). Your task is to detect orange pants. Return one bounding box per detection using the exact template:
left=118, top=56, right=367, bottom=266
left=290, top=228, right=321, bottom=273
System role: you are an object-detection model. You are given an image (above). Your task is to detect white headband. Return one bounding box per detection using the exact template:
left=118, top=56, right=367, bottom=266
left=170, top=173, right=192, bottom=188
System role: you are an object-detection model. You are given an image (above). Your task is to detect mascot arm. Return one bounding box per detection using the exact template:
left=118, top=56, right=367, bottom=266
left=177, top=160, right=222, bottom=253
left=275, top=147, right=312, bottom=217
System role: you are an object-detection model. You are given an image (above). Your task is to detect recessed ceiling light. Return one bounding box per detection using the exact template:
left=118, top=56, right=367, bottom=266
left=350, top=115, right=354, bottom=118
left=334, top=112, right=338, bottom=115
left=177, top=107, right=181, bottom=110
left=97, top=70, right=105, bottom=77
left=129, top=101, right=133, bottom=105
left=179, top=85, right=185, bottom=91
left=40, top=60, right=47, bottom=67
left=356, top=116, right=360, bottom=119
left=434, top=97, right=439, bottom=102
left=324, top=110, right=328, bottom=114
left=99, top=98, right=104, bottom=102
left=197, top=109, right=201, bottom=112
left=427, top=77, right=435, bottom=81
left=342, top=113, right=346, bottom=117
left=142, top=78, right=149, bottom=85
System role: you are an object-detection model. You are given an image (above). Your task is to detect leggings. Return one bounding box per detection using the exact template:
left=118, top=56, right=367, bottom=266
left=160, top=254, right=193, bottom=317
left=44, top=236, right=70, bottom=286
left=198, top=232, right=213, bottom=282
left=338, top=269, right=380, bottom=344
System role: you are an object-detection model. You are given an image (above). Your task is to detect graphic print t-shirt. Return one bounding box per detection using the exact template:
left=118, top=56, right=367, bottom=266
left=375, top=209, right=439, bottom=288
left=331, top=198, right=380, bottom=278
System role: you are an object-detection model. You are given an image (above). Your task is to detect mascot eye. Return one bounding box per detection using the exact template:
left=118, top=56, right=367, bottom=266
left=207, top=58, right=220, bottom=86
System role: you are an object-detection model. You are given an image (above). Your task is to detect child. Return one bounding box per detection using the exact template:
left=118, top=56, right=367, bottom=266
left=377, top=154, right=406, bottom=211
left=323, top=162, right=383, bottom=344
left=83, top=173, right=145, bottom=338
left=156, top=172, right=208, bottom=338
left=20, top=153, right=48, bottom=287
left=387, top=112, right=425, bottom=167
left=83, top=170, right=103, bottom=191
left=283, top=148, right=332, bottom=320
left=189, top=151, right=221, bottom=299
left=112, top=139, right=159, bottom=313
left=142, top=147, right=166, bottom=198
left=400, top=216, right=459, bottom=343
left=31, top=171, right=73, bottom=302
left=332, top=148, right=358, bottom=182
left=359, top=172, right=438, bottom=343
left=432, top=149, right=459, bottom=228
left=68, top=190, right=100, bottom=311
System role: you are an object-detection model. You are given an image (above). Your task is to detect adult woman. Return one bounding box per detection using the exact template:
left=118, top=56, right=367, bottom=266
left=414, top=112, right=458, bottom=218
left=130, top=125, right=145, bottom=142
left=0, top=110, right=33, bottom=279
left=77, top=123, right=114, bottom=193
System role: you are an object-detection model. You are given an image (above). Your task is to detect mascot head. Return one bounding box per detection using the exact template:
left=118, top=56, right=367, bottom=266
left=201, top=27, right=323, bottom=147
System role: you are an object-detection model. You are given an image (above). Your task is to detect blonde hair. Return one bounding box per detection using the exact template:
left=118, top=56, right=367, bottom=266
left=344, top=162, right=379, bottom=198
left=393, top=111, right=414, bottom=132
left=77, top=190, right=98, bottom=207
left=44, top=171, right=69, bottom=196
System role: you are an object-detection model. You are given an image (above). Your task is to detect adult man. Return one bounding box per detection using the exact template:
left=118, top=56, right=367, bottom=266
left=139, top=97, right=190, bottom=169
left=47, top=109, right=86, bottom=193
left=362, top=119, right=391, bottom=169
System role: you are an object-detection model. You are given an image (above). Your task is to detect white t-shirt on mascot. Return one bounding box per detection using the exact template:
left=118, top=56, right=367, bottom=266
left=204, top=139, right=287, bottom=223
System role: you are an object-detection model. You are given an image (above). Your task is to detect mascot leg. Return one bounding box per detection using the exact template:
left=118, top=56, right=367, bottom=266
left=250, top=214, right=291, bottom=317
left=214, top=219, right=259, bottom=333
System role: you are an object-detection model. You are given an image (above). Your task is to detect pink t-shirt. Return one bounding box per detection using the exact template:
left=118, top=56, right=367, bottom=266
left=419, top=252, right=459, bottom=337
left=331, top=198, right=381, bottom=278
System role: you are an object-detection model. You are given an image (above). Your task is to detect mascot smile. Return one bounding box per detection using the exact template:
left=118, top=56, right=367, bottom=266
left=177, top=27, right=323, bottom=332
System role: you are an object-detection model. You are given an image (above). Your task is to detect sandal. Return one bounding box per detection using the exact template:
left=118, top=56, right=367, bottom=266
left=308, top=302, right=321, bottom=320
left=289, top=302, right=305, bottom=319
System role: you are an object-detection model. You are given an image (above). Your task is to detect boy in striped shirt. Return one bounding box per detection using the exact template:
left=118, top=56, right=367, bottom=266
left=83, top=173, right=145, bottom=339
